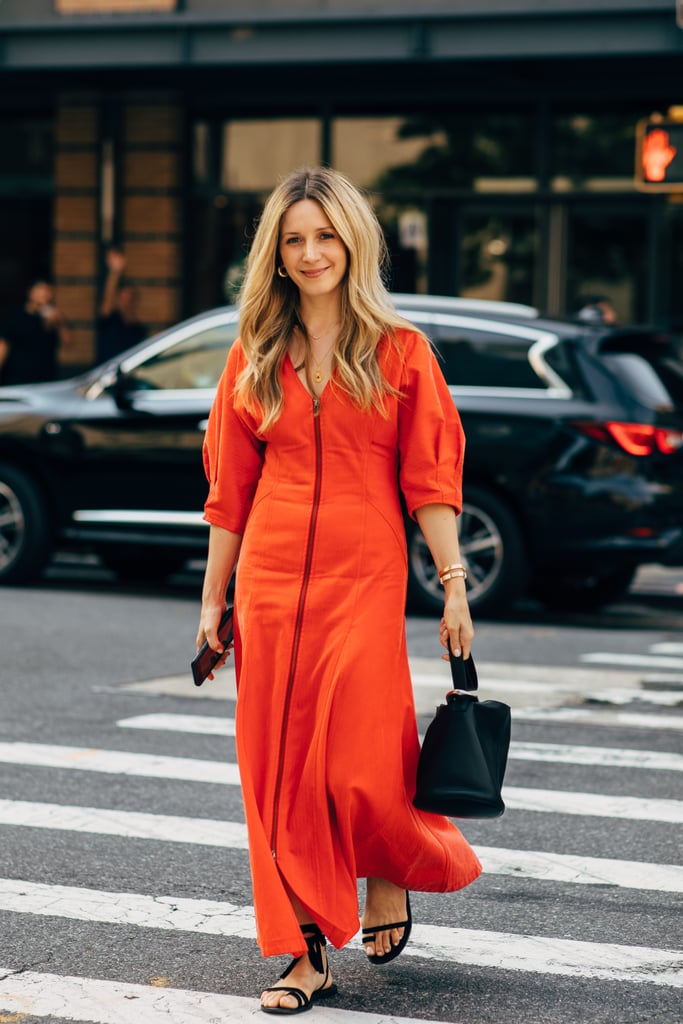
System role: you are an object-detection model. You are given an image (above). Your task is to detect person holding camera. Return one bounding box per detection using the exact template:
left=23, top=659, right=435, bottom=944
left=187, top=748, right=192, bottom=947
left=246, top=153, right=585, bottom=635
left=0, top=278, right=72, bottom=386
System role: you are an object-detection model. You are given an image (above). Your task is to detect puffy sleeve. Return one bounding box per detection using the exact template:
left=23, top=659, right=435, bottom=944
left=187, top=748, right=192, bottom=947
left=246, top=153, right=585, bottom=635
left=202, top=339, right=266, bottom=533
left=396, top=330, right=465, bottom=519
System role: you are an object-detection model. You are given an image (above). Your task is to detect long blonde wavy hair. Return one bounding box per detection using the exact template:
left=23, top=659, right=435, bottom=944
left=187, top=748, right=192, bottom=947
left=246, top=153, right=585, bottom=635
left=236, top=166, right=408, bottom=432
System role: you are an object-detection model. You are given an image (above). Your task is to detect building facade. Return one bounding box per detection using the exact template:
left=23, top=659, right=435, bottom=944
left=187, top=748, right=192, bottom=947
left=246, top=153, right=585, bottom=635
left=1, top=0, right=682, bottom=369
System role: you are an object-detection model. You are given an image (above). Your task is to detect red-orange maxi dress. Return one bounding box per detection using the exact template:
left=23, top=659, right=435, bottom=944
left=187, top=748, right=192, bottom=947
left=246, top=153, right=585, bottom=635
left=203, top=327, right=482, bottom=960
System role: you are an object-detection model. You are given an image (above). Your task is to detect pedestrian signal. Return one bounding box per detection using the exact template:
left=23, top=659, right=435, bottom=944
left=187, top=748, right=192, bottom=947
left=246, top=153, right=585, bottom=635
left=635, top=118, right=683, bottom=191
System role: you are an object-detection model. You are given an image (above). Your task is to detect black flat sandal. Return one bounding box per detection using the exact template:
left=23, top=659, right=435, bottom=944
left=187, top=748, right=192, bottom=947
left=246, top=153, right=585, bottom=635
left=362, top=891, right=412, bottom=965
left=261, top=924, right=338, bottom=1015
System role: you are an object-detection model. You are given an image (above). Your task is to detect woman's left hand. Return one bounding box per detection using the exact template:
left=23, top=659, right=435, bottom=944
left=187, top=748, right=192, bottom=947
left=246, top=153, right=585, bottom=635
left=438, top=584, right=474, bottom=661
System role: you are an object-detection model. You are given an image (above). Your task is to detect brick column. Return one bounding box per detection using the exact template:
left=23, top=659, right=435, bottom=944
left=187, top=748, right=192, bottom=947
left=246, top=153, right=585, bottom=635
left=120, top=100, right=184, bottom=334
left=53, top=98, right=100, bottom=369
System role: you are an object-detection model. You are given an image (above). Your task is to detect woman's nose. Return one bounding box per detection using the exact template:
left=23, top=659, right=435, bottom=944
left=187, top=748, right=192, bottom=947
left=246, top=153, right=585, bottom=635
left=303, top=238, right=319, bottom=260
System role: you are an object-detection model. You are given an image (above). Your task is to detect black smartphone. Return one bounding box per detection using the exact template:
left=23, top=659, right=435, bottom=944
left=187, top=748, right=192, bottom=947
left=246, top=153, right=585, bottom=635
left=191, top=606, right=234, bottom=687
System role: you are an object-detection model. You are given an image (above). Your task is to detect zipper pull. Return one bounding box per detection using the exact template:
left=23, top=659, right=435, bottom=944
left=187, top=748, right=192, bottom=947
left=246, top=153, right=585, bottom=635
left=313, top=397, right=320, bottom=416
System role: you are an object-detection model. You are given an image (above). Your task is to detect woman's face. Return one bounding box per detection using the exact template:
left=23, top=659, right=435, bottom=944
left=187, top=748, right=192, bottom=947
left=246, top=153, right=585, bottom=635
left=278, top=199, right=348, bottom=303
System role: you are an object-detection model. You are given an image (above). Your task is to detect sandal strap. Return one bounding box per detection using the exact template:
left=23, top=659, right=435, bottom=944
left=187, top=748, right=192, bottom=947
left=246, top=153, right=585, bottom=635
left=362, top=918, right=409, bottom=940
left=261, top=986, right=309, bottom=1010
left=280, top=924, right=327, bottom=979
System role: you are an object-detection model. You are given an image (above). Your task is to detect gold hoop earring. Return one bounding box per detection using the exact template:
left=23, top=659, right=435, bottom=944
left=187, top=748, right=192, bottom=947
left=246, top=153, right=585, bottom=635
left=277, top=266, right=288, bottom=278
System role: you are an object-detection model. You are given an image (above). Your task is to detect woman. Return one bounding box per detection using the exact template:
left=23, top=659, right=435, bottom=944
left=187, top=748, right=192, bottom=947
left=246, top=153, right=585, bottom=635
left=196, top=166, right=481, bottom=1015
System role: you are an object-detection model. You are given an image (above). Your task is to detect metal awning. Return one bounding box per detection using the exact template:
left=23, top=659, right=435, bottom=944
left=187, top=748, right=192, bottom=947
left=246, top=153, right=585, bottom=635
left=0, top=1, right=679, bottom=72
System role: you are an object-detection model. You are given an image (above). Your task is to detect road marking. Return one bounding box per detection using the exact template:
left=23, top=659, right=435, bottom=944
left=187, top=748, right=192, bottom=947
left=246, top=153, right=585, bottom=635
left=0, top=743, right=240, bottom=786
left=581, top=653, right=683, bottom=671
left=504, top=787, right=683, bottom=823
left=116, top=714, right=683, bottom=772
left=1, top=744, right=681, bottom=821
left=117, top=713, right=236, bottom=736
left=0, top=799, right=249, bottom=848
left=650, top=643, right=683, bottom=655
left=510, top=742, right=683, bottom=771
left=0, top=883, right=680, bottom=986
left=474, top=847, right=683, bottom=893
left=1, top=798, right=681, bottom=893
left=0, top=968, right=449, bottom=1024
left=514, top=708, right=683, bottom=730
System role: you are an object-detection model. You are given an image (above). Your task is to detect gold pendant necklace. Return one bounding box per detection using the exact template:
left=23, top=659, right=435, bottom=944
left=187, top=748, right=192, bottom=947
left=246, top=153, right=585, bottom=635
left=313, top=339, right=337, bottom=383
left=297, top=323, right=340, bottom=384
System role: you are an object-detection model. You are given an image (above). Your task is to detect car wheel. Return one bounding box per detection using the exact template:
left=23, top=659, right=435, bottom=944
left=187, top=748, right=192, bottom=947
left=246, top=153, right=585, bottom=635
left=531, top=566, right=637, bottom=612
left=0, top=463, right=52, bottom=584
left=100, top=546, right=185, bottom=582
left=407, top=486, right=527, bottom=616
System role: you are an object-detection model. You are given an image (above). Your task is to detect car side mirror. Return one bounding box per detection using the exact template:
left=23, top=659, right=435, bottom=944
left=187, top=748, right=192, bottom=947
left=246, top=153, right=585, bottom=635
left=109, top=369, right=136, bottom=409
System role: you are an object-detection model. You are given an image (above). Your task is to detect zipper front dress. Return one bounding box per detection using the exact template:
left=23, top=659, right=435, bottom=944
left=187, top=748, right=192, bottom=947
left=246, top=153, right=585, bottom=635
left=202, top=328, right=482, bottom=960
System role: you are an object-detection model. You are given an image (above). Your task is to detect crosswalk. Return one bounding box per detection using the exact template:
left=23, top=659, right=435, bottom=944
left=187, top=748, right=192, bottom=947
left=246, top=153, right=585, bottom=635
left=1, top=640, right=682, bottom=1023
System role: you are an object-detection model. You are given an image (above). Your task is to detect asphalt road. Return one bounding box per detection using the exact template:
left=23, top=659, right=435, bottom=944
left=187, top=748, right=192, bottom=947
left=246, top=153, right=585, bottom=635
left=0, top=562, right=681, bottom=1023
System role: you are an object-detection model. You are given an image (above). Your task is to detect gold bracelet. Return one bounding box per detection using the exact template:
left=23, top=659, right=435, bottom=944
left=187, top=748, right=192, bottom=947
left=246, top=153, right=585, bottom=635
left=438, top=562, right=467, bottom=579
left=440, top=569, right=468, bottom=584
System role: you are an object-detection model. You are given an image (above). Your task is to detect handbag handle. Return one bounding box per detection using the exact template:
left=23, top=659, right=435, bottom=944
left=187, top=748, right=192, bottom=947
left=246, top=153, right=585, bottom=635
left=447, top=640, right=479, bottom=693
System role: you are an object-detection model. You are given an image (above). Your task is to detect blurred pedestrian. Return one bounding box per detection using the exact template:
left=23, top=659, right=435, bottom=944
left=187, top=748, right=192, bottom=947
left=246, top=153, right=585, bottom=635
left=575, top=294, right=618, bottom=325
left=0, top=278, right=72, bottom=386
left=96, top=246, right=146, bottom=363
left=195, top=165, right=481, bottom=1015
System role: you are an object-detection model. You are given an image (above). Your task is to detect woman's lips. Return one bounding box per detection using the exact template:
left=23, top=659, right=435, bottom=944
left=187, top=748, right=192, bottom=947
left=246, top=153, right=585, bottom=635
left=301, top=268, right=328, bottom=278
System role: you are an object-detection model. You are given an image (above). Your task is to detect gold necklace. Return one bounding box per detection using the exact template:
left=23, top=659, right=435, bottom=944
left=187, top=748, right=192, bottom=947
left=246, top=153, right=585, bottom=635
left=311, top=339, right=338, bottom=383
left=297, top=323, right=340, bottom=383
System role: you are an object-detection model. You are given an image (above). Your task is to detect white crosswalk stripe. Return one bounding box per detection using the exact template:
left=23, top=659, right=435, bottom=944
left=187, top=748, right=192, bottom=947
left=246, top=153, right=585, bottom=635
left=0, top=741, right=240, bottom=785
left=3, top=657, right=682, bottom=1022
left=514, top=708, right=683, bottom=730
left=2, top=742, right=681, bottom=821
left=580, top=652, right=683, bottom=671
left=1, top=880, right=681, bottom=986
left=117, top=713, right=683, bottom=771
left=1, top=798, right=681, bottom=892
left=0, top=969, right=444, bottom=1024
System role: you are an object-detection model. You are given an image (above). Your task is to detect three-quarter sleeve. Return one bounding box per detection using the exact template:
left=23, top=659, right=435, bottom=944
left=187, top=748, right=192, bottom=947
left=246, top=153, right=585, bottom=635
left=202, top=340, right=266, bottom=534
left=396, top=331, right=465, bottom=518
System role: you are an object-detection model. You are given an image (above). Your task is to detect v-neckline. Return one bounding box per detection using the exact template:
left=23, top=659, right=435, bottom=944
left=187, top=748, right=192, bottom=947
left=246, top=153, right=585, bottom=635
left=286, top=349, right=331, bottom=402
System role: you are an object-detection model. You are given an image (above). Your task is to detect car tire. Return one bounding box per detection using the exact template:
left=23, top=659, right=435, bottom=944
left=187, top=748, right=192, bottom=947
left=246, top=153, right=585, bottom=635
left=0, top=463, right=52, bottom=584
left=100, top=546, right=185, bottom=582
left=531, top=566, right=637, bottom=612
left=406, top=486, right=528, bottom=616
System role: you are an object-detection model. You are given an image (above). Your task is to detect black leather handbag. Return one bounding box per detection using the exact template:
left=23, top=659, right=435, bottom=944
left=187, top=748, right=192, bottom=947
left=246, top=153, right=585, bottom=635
left=413, top=646, right=511, bottom=818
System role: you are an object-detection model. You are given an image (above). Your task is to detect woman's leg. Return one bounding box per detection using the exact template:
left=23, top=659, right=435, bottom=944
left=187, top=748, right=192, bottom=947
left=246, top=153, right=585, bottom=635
left=260, top=889, right=335, bottom=1011
left=361, top=878, right=409, bottom=958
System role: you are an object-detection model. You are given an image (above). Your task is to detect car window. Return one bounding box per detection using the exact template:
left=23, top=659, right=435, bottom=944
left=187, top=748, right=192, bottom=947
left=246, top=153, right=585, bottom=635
left=433, top=327, right=544, bottom=389
left=125, top=322, right=239, bottom=391
left=599, top=332, right=683, bottom=408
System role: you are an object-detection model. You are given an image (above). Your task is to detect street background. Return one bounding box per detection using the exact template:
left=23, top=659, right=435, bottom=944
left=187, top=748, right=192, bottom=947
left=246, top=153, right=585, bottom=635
left=0, top=561, right=681, bottom=1023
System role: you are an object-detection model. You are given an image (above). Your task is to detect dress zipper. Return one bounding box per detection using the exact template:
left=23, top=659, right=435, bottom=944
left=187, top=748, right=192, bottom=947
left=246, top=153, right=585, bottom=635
left=271, top=395, right=322, bottom=861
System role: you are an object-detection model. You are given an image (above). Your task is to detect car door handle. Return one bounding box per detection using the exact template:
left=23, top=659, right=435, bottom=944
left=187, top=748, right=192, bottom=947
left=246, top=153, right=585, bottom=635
left=197, top=419, right=209, bottom=431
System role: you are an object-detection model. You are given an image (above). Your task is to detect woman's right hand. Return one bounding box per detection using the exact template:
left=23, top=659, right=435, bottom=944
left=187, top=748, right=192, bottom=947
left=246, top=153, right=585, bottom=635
left=196, top=604, right=233, bottom=678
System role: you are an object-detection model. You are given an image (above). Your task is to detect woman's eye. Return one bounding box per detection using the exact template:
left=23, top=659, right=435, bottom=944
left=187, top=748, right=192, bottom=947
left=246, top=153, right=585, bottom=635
left=320, top=232, right=335, bottom=240
left=284, top=236, right=300, bottom=245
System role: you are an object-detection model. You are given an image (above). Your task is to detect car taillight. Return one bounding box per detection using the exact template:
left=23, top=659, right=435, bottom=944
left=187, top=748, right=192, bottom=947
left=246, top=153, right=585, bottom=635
left=574, top=421, right=683, bottom=456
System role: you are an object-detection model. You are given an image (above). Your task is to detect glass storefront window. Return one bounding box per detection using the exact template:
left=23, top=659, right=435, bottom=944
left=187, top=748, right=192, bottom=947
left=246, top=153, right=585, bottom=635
left=566, top=209, right=648, bottom=322
left=459, top=212, right=538, bottom=306
left=551, top=113, right=643, bottom=192
left=333, top=113, right=537, bottom=194
left=221, top=120, right=320, bottom=191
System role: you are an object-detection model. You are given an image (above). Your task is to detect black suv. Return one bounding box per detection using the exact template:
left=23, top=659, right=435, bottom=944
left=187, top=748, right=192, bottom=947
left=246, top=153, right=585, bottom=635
left=0, top=297, right=682, bottom=615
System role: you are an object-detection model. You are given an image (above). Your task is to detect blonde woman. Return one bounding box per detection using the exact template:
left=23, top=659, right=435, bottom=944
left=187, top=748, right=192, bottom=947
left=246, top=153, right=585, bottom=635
left=196, top=166, right=481, bottom=1015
